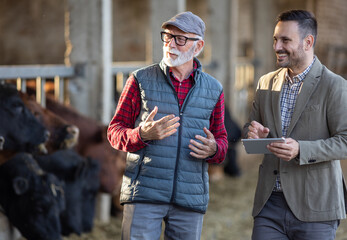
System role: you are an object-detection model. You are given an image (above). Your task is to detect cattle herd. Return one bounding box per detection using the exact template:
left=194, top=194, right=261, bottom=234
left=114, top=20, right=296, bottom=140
left=0, top=83, right=126, bottom=240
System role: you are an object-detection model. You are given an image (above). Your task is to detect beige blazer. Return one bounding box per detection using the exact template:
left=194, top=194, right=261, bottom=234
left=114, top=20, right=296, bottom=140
left=244, top=58, right=347, bottom=221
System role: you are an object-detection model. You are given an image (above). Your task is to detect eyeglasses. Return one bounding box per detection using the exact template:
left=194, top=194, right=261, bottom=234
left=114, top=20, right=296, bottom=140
left=160, top=31, right=200, bottom=46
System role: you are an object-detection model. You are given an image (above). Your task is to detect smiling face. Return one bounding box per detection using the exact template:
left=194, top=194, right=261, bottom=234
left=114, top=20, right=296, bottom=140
left=162, top=26, right=203, bottom=67
left=273, top=21, right=308, bottom=75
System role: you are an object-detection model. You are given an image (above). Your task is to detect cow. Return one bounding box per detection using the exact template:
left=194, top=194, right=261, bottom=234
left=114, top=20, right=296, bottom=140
left=35, top=149, right=100, bottom=236
left=80, top=156, right=100, bottom=232
left=0, top=152, right=65, bottom=240
left=19, top=92, right=79, bottom=153
left=45, top=96, right=126, bottom=195
left=0, top=84, right=49, bottom=164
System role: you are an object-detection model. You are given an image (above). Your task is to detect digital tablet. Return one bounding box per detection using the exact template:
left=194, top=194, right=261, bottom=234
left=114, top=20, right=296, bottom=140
left=241, top=138, right=286, bottom=154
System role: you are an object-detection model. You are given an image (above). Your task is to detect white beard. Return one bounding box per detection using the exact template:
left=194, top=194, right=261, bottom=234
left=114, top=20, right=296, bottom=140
left=162, top=43, right=196, bottom=67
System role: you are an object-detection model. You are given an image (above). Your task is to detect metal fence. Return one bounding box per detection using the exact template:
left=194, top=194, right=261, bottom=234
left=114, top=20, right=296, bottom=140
left=111, top=62, right=147, bottom=100
left=0, top=62, right=255, bottom=126
left=0, top=65, right=75, bottom=107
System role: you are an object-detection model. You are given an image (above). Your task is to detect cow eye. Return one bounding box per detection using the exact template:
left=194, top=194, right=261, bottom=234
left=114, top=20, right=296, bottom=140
left=33, top=111, right=43, bottom=122
left=11, top=101, right=24, bottom=115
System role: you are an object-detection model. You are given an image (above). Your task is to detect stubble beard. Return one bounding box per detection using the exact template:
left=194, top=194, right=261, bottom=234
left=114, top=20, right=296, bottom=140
left=276, top=43, right=306, bottom=71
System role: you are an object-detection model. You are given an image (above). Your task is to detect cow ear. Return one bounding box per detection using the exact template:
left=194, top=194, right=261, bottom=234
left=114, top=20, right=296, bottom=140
left=12, top=177, right=29, bottom=195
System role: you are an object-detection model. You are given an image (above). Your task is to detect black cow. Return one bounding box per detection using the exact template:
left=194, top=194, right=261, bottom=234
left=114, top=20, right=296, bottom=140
left=19, top=92, right=79, bottom=153
left=0, top=153, right=65, bottom=240
left=80, top=156, right=100, bottom=232
left=35, top=149, right=100, bottom=236
left=0, top=84, right=49, bottom=158
left=223, top=106, right=242, bottom=177
left=45, top=96, right=126, bottom=195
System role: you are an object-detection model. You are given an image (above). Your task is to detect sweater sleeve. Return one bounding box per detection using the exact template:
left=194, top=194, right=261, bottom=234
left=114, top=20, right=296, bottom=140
left=107, top=75, right=147, bottom=152
left=206, top=91, right=228, bottom=164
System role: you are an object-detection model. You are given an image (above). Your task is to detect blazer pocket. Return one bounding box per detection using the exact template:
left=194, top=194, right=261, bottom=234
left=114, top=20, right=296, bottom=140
left=298, top=104, right=324, bottom=139
left=303, top=104, right=319, bottom=112
left=305, top=165, right=340, bottom=211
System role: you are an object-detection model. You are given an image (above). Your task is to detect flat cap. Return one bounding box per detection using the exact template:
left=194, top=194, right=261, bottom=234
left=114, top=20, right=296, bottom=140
left=161, top=11, right=205, bottom=39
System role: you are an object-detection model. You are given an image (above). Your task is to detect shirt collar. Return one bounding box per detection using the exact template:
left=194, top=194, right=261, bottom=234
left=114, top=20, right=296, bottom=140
left=285, top=56, right=316, bottom=84
left=169, top=60, right=198, bottom=82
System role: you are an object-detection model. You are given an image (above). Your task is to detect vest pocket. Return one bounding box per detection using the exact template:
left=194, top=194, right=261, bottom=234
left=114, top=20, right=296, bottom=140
left=133, top=159, right=144, bottom=181
left=125, top=150, right=145, bottom=182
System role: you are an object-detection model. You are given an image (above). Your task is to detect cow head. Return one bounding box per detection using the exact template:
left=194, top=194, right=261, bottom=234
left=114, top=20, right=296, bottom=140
left=36, top=149, right=100, bottom=236
left=0, top=84, right=49, bottom=153
left=0, top=153, right=65, bottom=240
left=19, top=92, right=79, bottom=153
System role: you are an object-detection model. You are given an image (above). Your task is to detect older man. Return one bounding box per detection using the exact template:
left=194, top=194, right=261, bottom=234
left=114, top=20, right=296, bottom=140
left=108, top=11, right=227, bottom=240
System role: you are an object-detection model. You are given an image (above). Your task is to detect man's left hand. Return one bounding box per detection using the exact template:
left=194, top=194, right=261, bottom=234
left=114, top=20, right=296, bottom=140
left=267, top=137, right=299, bottom=161
left=189, top=127, right=217, bottom=159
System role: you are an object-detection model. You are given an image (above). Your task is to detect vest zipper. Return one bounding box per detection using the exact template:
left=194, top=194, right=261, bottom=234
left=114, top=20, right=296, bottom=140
left=169, top=72, right=197, bottom=202
left=170, top=111, right=183, bottom=202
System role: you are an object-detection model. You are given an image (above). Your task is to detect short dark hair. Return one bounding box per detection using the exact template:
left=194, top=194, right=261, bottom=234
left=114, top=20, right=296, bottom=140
left=276, top=10, right=317, bottom=47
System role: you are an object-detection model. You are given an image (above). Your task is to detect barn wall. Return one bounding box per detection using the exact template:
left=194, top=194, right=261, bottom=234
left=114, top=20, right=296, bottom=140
left=1, top=0, right=347, bottom=120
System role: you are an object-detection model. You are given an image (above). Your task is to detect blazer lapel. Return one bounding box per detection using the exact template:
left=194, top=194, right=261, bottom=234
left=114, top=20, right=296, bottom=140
left=286, top=59, right=322, bottom=136
left=271, top=70, right=286, bottom=137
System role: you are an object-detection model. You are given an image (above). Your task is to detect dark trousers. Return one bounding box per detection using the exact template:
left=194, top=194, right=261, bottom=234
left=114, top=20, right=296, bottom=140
left=252, top=192, right=339, bottom=240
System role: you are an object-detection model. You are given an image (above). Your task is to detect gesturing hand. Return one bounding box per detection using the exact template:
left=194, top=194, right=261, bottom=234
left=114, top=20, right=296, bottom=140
left=139, top=106, right=180, bottom=141
left=189, top=127, right=217, bottom=159
left=247, top=120, right=270, bottom=139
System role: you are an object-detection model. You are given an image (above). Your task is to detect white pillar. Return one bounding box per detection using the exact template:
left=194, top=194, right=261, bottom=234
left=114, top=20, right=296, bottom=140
left=207, top=0, right=229, bottom=87
left=101, top=0, right=113, bottom=125
left=229, top=0, right=239, bottom=117
left=150, top=0, right=179, bottom=63
left=252, top=0, right=276, bottom=85
left=66, top=0, right=103, bottom=120
left=177, top=0, right=186, bottom=13
left=95, top=193, right=112, bottom=224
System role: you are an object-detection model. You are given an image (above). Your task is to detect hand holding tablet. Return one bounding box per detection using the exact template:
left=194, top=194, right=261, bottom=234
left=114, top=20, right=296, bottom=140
left=241, top=137, right=286, bottom=154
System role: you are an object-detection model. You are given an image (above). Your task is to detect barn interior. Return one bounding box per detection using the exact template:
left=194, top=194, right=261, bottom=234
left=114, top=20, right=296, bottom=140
left=1, top=0, right=347, bottom=239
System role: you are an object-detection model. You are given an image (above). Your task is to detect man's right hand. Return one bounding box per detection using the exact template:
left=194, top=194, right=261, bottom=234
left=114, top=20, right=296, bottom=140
left=139, top=106, right=180, bottom=141
left=247, top=120, right=270, bottom=139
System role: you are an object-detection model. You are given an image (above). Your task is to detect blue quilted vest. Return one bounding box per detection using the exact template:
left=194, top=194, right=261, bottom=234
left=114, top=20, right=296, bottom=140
left=120, top=58, right=223, bottom=213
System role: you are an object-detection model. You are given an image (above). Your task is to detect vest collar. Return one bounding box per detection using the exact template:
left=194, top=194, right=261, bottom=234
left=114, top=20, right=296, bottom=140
left=160, top=57, right=203, bottom=82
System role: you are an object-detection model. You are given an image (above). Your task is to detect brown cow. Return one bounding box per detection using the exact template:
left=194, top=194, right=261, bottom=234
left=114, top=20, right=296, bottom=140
left=19, top=92, right=79, bottom=154
left=45, top=96, right=126, bottom=199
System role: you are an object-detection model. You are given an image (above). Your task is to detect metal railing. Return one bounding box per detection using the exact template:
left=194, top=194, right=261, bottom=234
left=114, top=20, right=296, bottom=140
left=0, top=65, right=75, bottom=107
left=0, top=61, right=256, bottom=126
left=111, top=62, right=147, bottom=96
left=0, top=62, right=147, bottom=113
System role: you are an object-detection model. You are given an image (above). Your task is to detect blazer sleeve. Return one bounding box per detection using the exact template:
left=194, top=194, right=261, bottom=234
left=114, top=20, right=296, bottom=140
left=298, top=72, right=347, bottom=165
